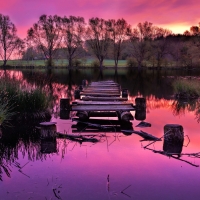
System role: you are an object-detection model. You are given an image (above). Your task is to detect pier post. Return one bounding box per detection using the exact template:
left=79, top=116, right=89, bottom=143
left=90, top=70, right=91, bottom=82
left=74, top=90, right=80, bottom=99
left=163, top=124, right=184, bottom=155
left=82, top=79, right=87, bottom=87
left=60, top=98, right=70, bottom=119
left=135, top=97, right=146, bottom=120
left=122, top=89, right=128, bottom=98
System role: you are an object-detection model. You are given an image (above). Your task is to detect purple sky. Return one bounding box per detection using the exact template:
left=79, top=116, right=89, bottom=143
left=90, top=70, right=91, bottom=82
left=1, top=0, right=199, bottom=38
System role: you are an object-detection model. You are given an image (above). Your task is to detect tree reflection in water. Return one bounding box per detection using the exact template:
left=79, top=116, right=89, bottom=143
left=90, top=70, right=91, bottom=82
left=171, top=99, right=200, bottom=122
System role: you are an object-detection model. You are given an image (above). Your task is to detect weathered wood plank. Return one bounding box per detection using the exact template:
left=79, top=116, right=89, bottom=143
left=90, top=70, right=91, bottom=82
left=80, top=92, right=120, bottom=97
left=81, top=96, right=128, bottom=101
left=73, top=101, right=132, bottom=105
left=71, top=104, right=135, bottom=111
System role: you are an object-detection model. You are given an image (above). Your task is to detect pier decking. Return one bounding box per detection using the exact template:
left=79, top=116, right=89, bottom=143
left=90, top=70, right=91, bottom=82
left=73, top=81, right=133, bottom=111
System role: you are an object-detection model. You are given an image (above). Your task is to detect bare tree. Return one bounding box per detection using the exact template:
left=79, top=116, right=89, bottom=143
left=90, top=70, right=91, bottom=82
left=0, top=14, right=24, bottom=67
left=108, top=18, right=131, bottom=68
left=85, top=17, right=111, bottom=69
left=27, top=15, right=62, bottom=67
left=129, top=21, right=154, bottom=69
left=150, top=27, right=172, bottom=67
left=62, top=16, right=85, bottom=67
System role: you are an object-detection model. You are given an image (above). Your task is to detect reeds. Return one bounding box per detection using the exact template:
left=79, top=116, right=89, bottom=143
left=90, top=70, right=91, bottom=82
left=173, top=79, right=200, bottom=99
left=0, top=77, right=52, bottom=126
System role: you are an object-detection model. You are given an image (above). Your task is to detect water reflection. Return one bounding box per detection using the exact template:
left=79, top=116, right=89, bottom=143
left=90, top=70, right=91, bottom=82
left=1, top=69, right=200, bottom=199
left=171, top=99, right=200, bottom=123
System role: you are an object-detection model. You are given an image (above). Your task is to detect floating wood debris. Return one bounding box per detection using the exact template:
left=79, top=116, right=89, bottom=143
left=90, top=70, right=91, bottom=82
left=121, top=129, right=161, bottom=141
left=135, top=121, right=151, bottom=128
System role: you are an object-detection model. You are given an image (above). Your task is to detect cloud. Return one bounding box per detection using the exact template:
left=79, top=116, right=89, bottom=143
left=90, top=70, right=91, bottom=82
left=0, top=0, right=199, bottom=37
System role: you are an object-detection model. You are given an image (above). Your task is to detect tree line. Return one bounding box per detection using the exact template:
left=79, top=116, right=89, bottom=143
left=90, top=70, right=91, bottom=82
left=0, top=13, right=200, bottom=69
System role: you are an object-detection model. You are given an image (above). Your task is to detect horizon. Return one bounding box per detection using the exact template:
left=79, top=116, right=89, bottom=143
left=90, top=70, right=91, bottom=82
left=1, top=0, right=199, bottom=38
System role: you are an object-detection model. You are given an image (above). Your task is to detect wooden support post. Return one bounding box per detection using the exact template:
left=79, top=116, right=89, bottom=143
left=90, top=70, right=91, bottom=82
left=79, top=85, right=83, bottom=91
left=40, top=123, right=57, bottom=139
left=135, top=97, right=146, bottom=120
left=135, top=110, right=146, bottom=121
left=74, top=90, right=80, bottom=99
left=60, top=98, right=70, bottom=119
left=122, top=89, right=128, bottom=98
left=135, top=97, right=146, bottom=110
left=163, top=124, right=184, bottom=155
left=82, top=79, right=87, bottom=87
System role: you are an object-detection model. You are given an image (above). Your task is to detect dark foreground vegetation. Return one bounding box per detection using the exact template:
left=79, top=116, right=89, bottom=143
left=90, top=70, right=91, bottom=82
left=0, top=14, right=200, bottom=69
left=0, top=75, right=51, bottom=127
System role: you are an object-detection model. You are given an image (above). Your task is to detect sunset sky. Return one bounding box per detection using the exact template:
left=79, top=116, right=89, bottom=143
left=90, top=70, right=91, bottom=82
left=1, top=0, right=199, bottom=38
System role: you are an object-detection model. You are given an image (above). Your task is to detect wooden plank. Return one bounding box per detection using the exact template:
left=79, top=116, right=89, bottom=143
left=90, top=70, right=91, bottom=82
left=82, top=90, right=120, bottom=93
left=74, top=118, right=124, bottom=125
left=80, top=93, right=120, bottom=97
left=71, top=104, right=135, bottom=111
left=86, top=85, right=120, bottom=88
left=81, top=96, right=128, bottom=101
left=73, top=101, right=132, bottom=105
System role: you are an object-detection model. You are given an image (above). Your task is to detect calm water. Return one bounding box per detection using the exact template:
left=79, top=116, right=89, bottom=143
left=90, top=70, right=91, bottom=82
left=1, top=68, right=200, bottom=200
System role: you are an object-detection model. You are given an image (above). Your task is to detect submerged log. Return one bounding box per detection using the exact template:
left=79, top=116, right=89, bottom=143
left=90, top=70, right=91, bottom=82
left=121, top=129, right=161, bottom=141
left=57, top=132, right=99, bottom=143
left=136, top=121, right=151, bottom=127
left=163, top=124, right=184, bottom=155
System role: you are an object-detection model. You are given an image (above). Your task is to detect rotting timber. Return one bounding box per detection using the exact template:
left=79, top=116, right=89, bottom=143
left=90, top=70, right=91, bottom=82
left=59, top=80, right=136, bottom=133
left=72, top=80, right=135, bottom=122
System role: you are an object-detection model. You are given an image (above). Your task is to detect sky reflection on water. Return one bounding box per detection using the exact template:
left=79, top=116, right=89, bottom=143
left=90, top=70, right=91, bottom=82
left=0, top=69, right=200, bottom=200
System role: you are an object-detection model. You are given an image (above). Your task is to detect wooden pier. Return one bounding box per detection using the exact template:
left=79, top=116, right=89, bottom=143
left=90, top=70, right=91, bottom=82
left=59, top=80, right=147, bottom=134
left=70, top=80, right=134, bottom=121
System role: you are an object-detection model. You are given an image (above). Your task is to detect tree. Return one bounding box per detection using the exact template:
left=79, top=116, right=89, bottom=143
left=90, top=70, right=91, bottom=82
left=85, top=17, right=112, bottom=69
left=62, top=16, right=85, bottom=67
left=150, top=27, right=172, bottom=67
left=0, top=14, right=24, bottom=67
left=129, top=21, right=154, bottom=68
left=190, top=25, right=199, bottom=36
left=107, top=18, right=131, bottom=68
left=27, top=15, right=62, bottom=67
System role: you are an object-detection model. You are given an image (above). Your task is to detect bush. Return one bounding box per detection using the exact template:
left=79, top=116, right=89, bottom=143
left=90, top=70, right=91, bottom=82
left=72, top=59, right=82, bottom=67
left=126, top=57, right=137, bottom=67
left=91, top=60, right=100, bottom=67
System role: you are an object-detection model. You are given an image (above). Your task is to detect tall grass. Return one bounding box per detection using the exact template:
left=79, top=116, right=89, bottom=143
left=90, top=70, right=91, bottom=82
left=173, top=79, right=200, bottom=98
left=0, top=77, right=52, bottom=126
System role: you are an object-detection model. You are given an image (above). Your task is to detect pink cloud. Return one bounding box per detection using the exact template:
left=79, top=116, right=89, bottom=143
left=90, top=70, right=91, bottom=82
left=0, top=0, right=199, bottom=38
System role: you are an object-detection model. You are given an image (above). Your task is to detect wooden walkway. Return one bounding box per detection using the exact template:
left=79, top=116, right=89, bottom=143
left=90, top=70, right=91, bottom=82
left=71, top=80, right=134, bottom=121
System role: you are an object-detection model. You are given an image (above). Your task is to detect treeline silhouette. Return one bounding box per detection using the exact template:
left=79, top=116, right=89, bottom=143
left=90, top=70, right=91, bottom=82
left=0, top=13, right=200, bottom=68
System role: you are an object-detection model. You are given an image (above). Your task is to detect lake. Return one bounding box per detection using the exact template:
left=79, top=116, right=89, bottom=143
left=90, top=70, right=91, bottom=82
left=0, top=68, right=200, bottom=200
